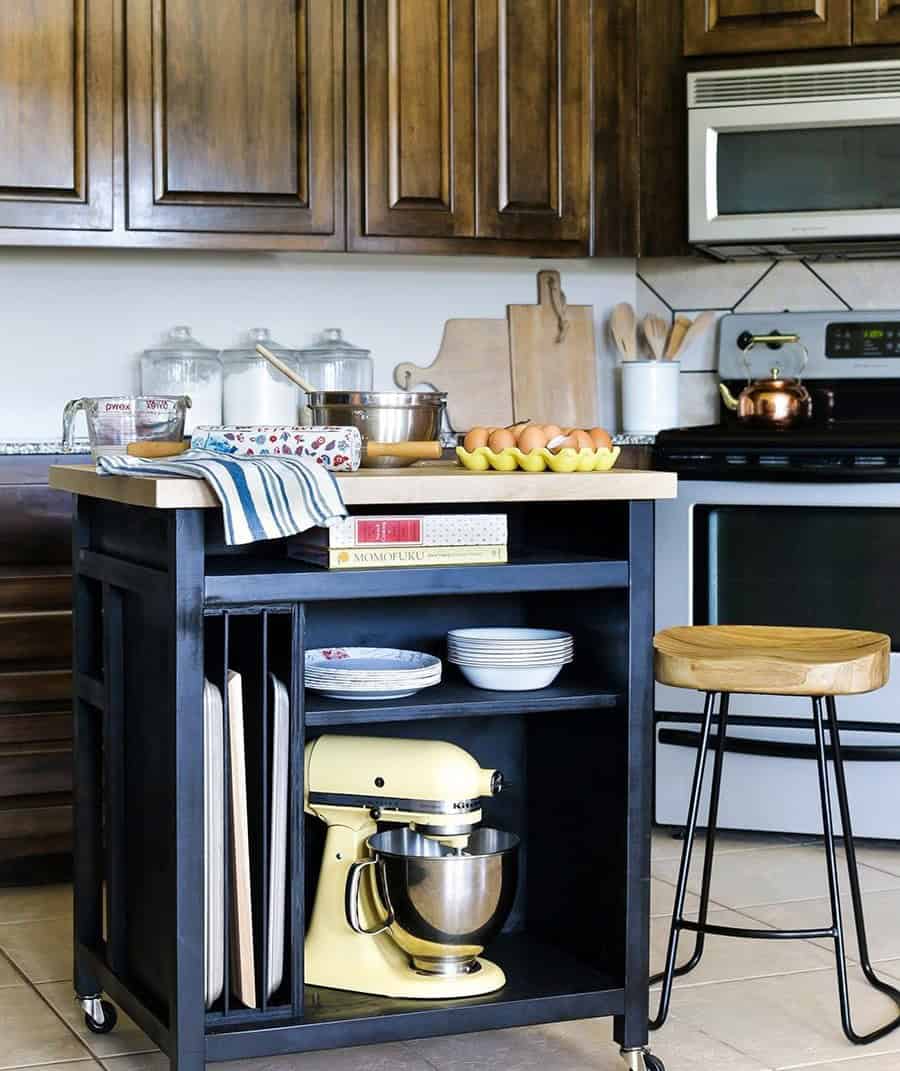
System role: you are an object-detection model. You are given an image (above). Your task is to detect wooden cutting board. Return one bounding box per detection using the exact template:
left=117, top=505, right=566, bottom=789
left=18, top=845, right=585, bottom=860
left=393, top=319, right=513, bottom=432
left=508, top=270, right=598, bottom=427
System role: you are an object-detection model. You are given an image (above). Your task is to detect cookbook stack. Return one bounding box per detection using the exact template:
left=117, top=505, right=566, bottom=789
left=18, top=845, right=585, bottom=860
left=288, top=513, right=508, bottom=569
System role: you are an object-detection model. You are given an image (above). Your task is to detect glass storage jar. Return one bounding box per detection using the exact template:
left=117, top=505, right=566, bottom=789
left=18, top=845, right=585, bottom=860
left=221, top=328, right=301, bottom=426
left=296, top=329, right=374, bottom=426
left=296, top=328, right=374, bottom=392
left=140, top=326, right=222, bottom=433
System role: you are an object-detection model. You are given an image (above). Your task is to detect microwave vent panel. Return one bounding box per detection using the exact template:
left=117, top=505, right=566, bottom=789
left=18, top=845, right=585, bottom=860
left=690, top=62, right=900, bottom=108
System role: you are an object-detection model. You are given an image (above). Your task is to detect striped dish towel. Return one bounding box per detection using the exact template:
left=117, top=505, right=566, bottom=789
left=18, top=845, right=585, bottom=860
left=96, top=449, right=347, bottom=546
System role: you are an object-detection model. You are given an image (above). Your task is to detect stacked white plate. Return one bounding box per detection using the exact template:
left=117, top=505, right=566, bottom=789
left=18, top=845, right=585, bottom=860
left=447, top=628, right=574, bottom=691
left=305, top=647, right=442, bottom=701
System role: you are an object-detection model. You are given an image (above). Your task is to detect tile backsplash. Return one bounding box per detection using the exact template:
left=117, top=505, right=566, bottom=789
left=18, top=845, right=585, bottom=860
left=635, top=257, right=900, bottom=428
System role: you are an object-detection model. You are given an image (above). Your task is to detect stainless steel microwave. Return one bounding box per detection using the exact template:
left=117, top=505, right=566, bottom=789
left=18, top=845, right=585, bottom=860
left=689, top=60, right=900, bottom=260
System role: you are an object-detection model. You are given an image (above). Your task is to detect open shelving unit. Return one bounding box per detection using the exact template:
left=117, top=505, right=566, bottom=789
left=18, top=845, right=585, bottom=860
left=69, top=494, right=657, bottom=1070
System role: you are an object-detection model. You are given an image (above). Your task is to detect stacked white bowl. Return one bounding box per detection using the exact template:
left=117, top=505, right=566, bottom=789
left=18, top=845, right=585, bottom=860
left=447, top=628, right=574, bottom=691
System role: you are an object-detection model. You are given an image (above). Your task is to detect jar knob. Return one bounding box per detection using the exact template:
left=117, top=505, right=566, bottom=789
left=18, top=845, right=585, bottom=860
left=249, top=327, right=271, bottom=341
left=323, top=328, right=343, bottom=342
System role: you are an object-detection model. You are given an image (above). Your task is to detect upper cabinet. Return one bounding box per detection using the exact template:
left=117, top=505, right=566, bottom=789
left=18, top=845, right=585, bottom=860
left=125, top=0, right=344, bottom=242
left=684, top=0, right=852, bottom=55
left=348, top=0, right=591, bottom=252
left=853, top=0, right=900, bottom=44
left=0, top=0, right=113, bottom=230
left=475, top=0, right=591, bottom=243
left=354, top=0, right=476, bottom=239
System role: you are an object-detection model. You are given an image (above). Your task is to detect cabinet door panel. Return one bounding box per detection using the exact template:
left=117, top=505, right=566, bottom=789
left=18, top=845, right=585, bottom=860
left=126, top=0, right=342, bottom=235
left=359, top=0, right=475, bottom=238
left=475, top=0, right=590, bottom=243
left=684, top=0, right=852, bottom=54
left=854, top=0, right=900, bottom=44
left=0, top=0, right=113, bottom=229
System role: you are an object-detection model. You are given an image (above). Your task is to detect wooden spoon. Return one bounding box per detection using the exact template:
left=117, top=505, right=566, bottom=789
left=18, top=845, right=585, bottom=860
left=255, top=343, right=317, bottom=393
left=664, top=316, right=692, bottom=360
left=609, top=303, right=638, bottom=361
left=642, top=314, right=669, bottom=360
left=675, top=311, right=717, bottom=359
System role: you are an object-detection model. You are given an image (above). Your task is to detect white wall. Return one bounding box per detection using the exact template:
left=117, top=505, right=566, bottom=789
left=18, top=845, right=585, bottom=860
left=1, top=248, right=635, bottom=441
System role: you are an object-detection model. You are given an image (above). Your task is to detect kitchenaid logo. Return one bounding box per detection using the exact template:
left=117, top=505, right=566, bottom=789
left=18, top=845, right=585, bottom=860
left=790, top=226, right=828, bottom=233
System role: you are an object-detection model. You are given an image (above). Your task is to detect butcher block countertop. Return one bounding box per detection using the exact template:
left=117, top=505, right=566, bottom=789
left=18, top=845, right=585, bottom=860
left=49, top=463, right=676, bottom=508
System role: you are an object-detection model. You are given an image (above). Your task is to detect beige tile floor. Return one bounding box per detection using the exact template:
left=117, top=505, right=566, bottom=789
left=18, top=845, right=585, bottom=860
left=5, top=831, right=900, bottom=1070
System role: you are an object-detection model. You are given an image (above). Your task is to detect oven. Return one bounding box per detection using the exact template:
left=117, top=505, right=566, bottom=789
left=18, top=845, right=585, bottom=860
left=655, top=479, right=900, bottom=838
left=689, top=60, right=900, bottom=259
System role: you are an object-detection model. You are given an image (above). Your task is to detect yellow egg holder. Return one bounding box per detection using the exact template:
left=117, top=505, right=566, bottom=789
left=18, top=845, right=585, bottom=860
left=456, top=444, right=621, bottom=473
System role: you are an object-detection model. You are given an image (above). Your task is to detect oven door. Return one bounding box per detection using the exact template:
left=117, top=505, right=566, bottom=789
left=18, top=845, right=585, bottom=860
left=689, top=98, right=900, bottom=246
left=655, top=480, right=900, bottom=838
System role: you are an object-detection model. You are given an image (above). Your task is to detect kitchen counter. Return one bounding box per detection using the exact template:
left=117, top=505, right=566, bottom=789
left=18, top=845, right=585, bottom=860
left=49, top=462, right=675, bottom=508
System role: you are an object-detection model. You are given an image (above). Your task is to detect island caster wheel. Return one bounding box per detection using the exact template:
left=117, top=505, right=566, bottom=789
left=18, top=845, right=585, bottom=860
left=621, top=1048, right=665, bottom=1071
left=81, top=997, right=118, bottom=1034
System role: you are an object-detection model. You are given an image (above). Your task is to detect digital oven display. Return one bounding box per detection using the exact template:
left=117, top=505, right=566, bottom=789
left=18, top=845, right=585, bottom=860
left=827, top=322, right=900, bottom=358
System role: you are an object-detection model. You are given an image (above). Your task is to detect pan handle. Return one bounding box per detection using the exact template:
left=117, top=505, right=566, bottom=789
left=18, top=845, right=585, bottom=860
left=366, top=440, right=443, bottom=461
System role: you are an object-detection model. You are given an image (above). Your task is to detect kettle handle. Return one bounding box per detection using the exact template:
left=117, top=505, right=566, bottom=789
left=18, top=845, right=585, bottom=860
left=62, top=399, right=86, bottom=454
left=345, top=859, right=394, bottom=936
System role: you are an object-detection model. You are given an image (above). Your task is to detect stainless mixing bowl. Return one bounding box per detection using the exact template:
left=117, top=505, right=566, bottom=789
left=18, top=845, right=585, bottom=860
left=306, top=391, right=447, bottom=468
left=354, top=827, right=520, bottom=975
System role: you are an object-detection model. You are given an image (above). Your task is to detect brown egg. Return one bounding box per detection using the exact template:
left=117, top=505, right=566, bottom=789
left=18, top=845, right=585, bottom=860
left=549, top=434, right=578, bottom=453
left=572, top=429, right=594, bottom=452
left=541, top=424, right=562, bottom=441
left=488, top=428, right=517, bottom=452
left=509, top=421, right=532, bottom=442
left=589, top=426, right=613, bottom=451
left=517, top=426, right=549, bottom=453
left=464, top=427, right=490, bottom=452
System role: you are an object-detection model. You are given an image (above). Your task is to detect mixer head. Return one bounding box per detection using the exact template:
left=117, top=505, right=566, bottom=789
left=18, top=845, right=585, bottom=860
left=304, top=734, right=504, bottom=836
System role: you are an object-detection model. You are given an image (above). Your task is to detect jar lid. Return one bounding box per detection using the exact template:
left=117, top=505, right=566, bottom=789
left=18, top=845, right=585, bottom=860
left=220, top=327, right=299, bottom=364
left=143, top=325, right=220, bottom=362
left=297, top=327, right=371, bottom=360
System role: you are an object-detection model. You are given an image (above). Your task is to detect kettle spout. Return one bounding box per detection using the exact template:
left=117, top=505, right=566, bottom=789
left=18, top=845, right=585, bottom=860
left=719, top=383, right=739, bottom=411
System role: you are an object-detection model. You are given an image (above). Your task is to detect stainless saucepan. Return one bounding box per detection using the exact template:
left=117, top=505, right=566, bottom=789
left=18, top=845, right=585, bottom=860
left=307, top=391, right=448, bottom=469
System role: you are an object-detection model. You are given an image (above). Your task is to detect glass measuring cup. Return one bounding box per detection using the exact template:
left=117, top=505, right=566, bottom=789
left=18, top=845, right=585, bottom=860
left=62, top=396, right=191, bottom=457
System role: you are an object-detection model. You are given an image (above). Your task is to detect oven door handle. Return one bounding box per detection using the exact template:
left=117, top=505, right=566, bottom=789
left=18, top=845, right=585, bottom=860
left=658, top=728, right=900, bottom=763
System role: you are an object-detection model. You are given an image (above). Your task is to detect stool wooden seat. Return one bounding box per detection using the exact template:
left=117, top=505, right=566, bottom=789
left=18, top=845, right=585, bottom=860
left=654, top=625, right=889, bottom=697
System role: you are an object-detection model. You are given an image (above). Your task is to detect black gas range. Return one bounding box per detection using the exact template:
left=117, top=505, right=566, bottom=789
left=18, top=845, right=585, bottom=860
left=656, top=311, right=900, bottom=481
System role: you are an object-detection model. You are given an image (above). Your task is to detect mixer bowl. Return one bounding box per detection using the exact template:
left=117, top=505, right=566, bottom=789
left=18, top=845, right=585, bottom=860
left=365, top=827, right=519, bottom=975
left=306, top=391, right=446, bottom=468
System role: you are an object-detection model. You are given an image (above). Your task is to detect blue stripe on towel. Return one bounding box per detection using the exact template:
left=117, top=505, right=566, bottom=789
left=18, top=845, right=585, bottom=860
left=95, top=449, right=347, bottom=546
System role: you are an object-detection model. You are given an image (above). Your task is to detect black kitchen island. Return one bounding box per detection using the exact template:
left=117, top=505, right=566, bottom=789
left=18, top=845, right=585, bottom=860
left=49, top=463, right=676, bottom=1071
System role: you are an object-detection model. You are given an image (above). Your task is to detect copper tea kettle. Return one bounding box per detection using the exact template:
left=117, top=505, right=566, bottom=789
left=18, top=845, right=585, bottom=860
left=719, top=333, right=812, bottom=429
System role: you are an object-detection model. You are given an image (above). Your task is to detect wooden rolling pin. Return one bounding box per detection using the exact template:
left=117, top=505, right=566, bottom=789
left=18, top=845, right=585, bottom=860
left=365, top=441, right=443, bottom=461
left=127, top=440, right=190, bottom=458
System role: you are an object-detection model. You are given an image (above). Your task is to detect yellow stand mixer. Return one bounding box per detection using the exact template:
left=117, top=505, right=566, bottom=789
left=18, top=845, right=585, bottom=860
left=304, top=735, right=520, bottom=999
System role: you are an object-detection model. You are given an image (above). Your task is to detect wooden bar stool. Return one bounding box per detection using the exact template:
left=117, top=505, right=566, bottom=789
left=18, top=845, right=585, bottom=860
left=650, top=625, right=900, bottom=1046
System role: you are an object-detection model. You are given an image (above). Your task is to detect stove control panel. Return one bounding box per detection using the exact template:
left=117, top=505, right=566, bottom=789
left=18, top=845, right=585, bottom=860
left=827, top=321, right=900, bottom=359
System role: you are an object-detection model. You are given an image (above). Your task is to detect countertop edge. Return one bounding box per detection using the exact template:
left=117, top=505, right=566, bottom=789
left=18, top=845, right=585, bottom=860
left=49, top=464, right=677, bottom=508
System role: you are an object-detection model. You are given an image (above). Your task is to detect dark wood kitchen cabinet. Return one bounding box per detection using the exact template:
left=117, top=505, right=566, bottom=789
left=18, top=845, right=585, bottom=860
left=347, top=0, right=591, bottom=254
left=853, top=0, right=900, bottom=44
left=0, top=456, right=85, bottom=885
left=0, top=0, right=114, bottom=230
left=125, top=0, right=344, bottom=243
left=684, top=0, right=852, bottom=55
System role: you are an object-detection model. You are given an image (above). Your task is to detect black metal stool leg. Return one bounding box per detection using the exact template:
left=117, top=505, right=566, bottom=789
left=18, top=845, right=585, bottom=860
left=821, top=695, right=900, bottom=1044
left=650, top=691, right=723, bottom=1031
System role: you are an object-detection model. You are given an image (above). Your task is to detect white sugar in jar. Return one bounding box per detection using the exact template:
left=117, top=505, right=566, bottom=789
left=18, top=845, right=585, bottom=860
left=221, top=328, right=300, bottom=426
